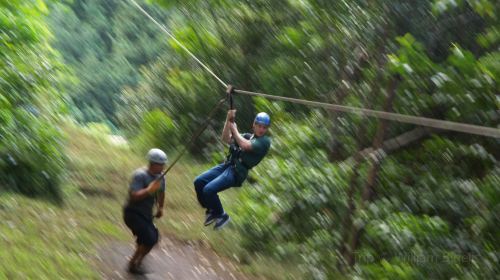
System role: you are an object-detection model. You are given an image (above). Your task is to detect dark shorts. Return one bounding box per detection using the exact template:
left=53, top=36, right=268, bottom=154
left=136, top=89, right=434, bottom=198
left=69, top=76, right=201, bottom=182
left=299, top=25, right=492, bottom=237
left=123, top=208, right=159, bottom=247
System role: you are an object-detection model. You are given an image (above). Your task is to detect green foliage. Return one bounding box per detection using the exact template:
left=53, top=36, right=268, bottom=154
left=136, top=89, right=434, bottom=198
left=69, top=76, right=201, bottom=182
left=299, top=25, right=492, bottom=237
left=132, top=109, right=178, bottom=153
left=48, top=0, right=170, bottom=124
left=4, top=0, right=492, bottom=278
left=0, top=123, right=142, bottom=279
left=84, top=122, right=112, bottom=136
left=1, top=111, right=65, bottom=199
left=0, top=0, right=66, bottom=200
left=233, top=111, right=349, bottom=259
left=137, top=1, right=500, bottom=278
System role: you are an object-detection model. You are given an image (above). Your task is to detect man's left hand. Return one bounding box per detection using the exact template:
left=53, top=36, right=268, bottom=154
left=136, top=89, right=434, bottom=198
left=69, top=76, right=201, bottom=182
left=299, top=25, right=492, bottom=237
left=155, top=209, right=163, bottom=218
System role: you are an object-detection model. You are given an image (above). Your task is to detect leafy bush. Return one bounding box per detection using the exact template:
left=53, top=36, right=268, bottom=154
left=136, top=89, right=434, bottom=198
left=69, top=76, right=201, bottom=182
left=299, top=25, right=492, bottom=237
left=0, top=0, right=66, bottom=201
left=132, top=109, right=178, bottom=153
left=0, top=111, right=65, bottom=200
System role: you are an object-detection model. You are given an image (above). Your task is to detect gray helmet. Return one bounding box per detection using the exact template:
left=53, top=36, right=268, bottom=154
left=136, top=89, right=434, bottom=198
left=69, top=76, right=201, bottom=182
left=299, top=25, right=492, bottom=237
left=147, top=148, right=167, bottom=164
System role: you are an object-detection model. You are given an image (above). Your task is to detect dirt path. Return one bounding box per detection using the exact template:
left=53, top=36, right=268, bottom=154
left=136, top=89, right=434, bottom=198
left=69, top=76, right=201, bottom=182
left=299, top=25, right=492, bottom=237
left=96, top=235, right=251, bottom=280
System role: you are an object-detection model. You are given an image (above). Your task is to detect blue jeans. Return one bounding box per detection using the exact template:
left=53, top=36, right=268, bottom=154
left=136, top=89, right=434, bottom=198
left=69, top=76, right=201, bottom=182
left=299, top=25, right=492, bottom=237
left=194, top=163, right=237, bottom=216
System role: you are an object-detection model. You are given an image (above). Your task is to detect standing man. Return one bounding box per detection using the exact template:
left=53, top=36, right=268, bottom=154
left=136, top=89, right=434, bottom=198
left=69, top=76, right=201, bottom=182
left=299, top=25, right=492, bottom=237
left=194, top=92, right=271, bottom=230
left=123, top=148, right=167, bottom=274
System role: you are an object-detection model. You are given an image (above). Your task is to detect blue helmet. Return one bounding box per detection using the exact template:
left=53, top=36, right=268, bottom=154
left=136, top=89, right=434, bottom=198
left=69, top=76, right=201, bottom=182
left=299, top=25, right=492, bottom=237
left=254, top=112, right=271, bottom=126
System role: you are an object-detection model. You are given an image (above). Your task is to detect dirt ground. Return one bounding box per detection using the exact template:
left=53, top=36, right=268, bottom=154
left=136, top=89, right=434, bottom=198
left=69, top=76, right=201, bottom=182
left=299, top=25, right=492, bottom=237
left=97, top=235, right=251, bottom=280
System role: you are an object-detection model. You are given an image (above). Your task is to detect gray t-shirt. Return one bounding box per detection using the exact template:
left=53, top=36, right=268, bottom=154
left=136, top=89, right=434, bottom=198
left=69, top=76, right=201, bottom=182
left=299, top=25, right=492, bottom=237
left=124, top=168, right=165, bottom=220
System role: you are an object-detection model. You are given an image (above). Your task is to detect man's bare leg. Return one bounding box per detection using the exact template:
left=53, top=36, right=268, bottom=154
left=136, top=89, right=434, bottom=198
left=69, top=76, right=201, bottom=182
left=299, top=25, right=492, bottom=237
left=128, top=245, right=152, bottom=273
left=135, top=245, right=153, bottom=267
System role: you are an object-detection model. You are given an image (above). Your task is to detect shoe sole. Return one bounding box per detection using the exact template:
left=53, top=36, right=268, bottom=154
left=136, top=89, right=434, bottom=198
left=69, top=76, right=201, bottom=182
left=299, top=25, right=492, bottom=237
left=204, top=218, right=216, bottom=226
left=128, top=267, right=147, bottom=275
left=214, top=216, right=231, bottom=230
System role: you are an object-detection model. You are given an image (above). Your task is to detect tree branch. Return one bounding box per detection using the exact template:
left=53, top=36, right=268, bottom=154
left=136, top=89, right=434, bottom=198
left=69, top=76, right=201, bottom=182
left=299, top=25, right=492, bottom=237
left=345, top=127, right=436, bottom=165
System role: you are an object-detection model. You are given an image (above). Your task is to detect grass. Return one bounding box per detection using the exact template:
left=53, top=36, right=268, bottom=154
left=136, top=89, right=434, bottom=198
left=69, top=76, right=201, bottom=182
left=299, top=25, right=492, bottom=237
left=0, top=121, right=301, bottom=279
left=0, top=122, right=134, bottom=279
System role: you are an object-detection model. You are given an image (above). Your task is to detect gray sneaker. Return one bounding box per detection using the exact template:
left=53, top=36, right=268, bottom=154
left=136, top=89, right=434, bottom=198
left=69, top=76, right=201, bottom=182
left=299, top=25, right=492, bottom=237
left=214, top=213, right=230, bottom=230
left=204, top=210, right=217, bottom=226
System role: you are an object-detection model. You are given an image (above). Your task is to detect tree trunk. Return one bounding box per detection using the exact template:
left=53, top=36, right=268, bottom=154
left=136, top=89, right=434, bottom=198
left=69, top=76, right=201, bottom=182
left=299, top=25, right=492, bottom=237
left=336, top=72, right=387, bottom=271
left=343, top=77, right=399, bottom=267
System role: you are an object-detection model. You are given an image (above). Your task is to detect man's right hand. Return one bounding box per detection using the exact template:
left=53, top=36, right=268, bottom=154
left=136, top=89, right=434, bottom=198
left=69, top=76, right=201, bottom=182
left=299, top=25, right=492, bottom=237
left=147, top=178, right=162, bottom=194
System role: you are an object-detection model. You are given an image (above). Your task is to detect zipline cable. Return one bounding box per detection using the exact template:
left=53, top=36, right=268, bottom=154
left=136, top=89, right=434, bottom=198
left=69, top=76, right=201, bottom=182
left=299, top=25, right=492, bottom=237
left=128, top=0, right=227, bottom=88
left=127, top=0, right=500, bottom=139
left=234, top=89, right=500, bottom=138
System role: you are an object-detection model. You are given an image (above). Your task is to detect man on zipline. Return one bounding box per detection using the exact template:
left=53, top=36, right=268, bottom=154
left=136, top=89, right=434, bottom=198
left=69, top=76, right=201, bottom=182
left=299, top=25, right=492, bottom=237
left=194, top=86, right=271, bottom=230
left=123, top=148, right=167, bottom=274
